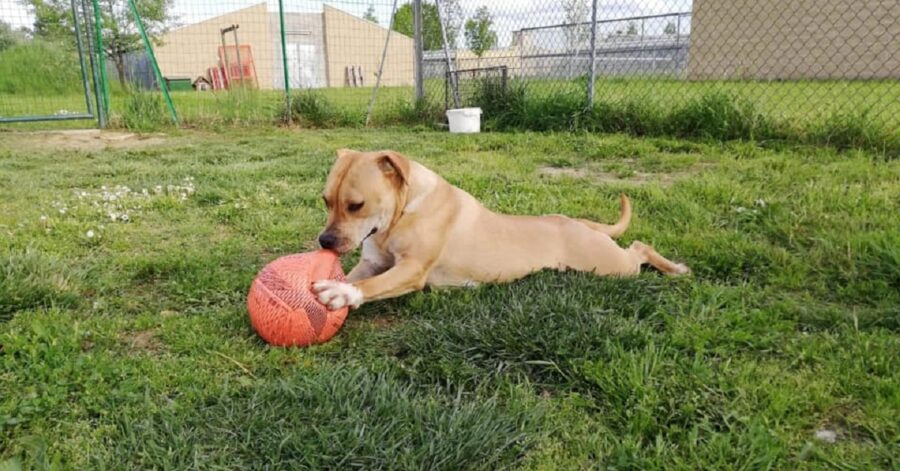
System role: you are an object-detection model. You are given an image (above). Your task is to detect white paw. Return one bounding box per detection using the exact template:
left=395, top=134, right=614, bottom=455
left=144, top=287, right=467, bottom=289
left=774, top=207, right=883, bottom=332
left=312, top=280, right=363, bottom=310
left=669, top=263, right=691, bottom=276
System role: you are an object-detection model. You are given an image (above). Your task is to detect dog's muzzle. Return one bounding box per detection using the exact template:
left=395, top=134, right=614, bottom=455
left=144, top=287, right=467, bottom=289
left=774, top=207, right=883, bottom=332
left=318, top=232, right=339, bottom=250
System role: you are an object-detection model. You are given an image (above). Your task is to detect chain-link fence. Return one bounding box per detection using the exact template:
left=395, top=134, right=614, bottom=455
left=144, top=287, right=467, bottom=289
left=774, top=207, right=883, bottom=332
left=2, top=0, right=898, bottom=144
left=0, top=0, right=107, bottom=125
left=425, top=0, right=898, bottom=133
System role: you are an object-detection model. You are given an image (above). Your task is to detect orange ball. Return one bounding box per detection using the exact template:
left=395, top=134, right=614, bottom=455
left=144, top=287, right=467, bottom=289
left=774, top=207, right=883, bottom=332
left=247, top=250, right=348, bottom=347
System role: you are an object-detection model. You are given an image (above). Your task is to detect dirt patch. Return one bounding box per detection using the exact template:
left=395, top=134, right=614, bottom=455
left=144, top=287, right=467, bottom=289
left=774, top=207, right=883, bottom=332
left=3, top=130, right=168, bottom=152
left=120, top=329, right=164, bottom=353
left=538, top=167, right=590, bottom=179
left=370, top=316, right=397, bottom=329
left=538, top=165, right=705, bottom=187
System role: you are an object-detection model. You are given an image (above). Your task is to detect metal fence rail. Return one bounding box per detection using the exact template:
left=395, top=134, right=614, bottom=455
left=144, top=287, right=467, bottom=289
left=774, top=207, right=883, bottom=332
left=1, top=0, right=897, bottom=131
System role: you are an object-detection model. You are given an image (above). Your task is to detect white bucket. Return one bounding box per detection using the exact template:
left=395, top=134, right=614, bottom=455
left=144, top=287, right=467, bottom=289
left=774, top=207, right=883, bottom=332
left=446, top=107, right=482, bottom=133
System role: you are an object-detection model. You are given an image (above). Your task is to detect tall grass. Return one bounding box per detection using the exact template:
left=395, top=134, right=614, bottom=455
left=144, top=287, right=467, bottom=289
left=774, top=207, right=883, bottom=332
left=117, top=90, right=168, bottom=131
left=808, top=110, right=899, bottom=154
left=467, top=78, right=898, bottom=157
left=290, top=90, right=361, bottom=128
left=204, top=88, right=281, bottom=126
left=69, top=74, right=899, bottom=157
left=0, top=40, right=81, bottom=95
left=288, top=90, right=440, bottom=128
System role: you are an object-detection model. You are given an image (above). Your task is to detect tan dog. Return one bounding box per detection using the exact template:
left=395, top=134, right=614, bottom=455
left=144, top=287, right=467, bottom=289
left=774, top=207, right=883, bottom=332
left=312, top=149, right=689, bottom=310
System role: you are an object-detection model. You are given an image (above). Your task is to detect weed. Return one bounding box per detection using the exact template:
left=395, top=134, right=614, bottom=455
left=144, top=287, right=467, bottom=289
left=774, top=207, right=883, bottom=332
left=290, top=90, right=360, bottom=128
left=118, top=90, right=168, bottom=131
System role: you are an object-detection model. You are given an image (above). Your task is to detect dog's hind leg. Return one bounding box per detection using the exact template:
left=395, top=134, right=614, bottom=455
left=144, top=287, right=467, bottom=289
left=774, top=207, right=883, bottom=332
left=625, top=241, right=690, bottom=276
left=559, top=221, right=688, bottom=277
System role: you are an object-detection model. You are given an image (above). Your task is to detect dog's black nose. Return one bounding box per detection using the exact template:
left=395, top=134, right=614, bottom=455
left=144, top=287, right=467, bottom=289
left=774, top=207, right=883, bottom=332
left=318, top=232, right=338, bottom=249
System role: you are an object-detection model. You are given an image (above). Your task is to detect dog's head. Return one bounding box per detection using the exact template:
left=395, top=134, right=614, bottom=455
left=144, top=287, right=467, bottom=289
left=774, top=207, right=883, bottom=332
left=317, top=149, right=409, bottom=254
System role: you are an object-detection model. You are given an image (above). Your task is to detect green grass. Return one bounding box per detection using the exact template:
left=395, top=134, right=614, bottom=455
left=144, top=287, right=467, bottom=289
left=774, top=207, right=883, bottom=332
left=1, top=128, right=898, bottom=469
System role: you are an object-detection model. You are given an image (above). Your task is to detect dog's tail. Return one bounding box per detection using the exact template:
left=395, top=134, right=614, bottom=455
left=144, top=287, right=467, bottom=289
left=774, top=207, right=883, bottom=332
left=577, top=194, right=632, bottom=239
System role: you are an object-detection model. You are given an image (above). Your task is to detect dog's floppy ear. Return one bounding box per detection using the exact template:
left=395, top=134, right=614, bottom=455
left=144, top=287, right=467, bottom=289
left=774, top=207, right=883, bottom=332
left=377, top=151, right=410, bottom=186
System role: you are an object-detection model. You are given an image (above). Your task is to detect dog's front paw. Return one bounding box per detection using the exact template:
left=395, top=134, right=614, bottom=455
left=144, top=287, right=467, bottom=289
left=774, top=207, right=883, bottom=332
left=312, top=280, right=363, bottom=310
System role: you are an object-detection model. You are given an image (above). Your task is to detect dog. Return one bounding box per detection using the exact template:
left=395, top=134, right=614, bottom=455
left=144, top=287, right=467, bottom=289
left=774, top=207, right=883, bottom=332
left=312, top=149, right=689, bottom=310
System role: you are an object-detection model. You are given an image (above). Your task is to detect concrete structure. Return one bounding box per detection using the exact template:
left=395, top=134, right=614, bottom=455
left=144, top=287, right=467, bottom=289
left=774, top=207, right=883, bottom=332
left=155, top=4, right=274, bottom=89
left=687, top=0, right=900, bottom=79
left=424, top=29, right=689, bottom=81
left=153, top=4, right=414, bottom=90
left=321, top=6, right=413, bottom=88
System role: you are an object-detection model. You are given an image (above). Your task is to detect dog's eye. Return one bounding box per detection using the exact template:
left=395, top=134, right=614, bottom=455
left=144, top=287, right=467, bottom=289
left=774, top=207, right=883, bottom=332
left=347, top=202, right=364, bottom=213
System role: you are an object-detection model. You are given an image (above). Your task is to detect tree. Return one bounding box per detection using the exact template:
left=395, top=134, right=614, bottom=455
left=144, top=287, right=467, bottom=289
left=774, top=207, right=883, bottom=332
left=626, top=21, right=638, bottom=36
left=664, top=21, right=677, bottom=35
left=464, top=6, right=496, bottom=58
left=562, top=0, right=589, bottom=78
left=0, top=21, right=27, bottom=51
left=441, top=0, right=463, bottom=49
left=362, top=4, right=378, bottom=23
left=22, top=0, right=173, bottom=88
left=392, top=2, right=459, bottom=51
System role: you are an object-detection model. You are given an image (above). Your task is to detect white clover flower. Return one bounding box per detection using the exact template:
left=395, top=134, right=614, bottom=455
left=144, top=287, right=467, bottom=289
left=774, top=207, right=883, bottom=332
left=39, top=215, right=48, bottom=221
left=86, top=230, right=95, bottom=238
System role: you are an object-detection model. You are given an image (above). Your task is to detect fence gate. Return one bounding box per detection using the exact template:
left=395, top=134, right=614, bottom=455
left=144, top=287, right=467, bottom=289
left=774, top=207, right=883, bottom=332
left=0, top=0, right=106, bottom=126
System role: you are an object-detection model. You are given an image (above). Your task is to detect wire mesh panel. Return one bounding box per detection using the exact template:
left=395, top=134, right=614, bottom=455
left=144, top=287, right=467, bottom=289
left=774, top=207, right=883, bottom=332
left=0, top=0, right=99, bottom=124
left=443, top=64, right=506, bottom=108
left=120, top=0, right=288, bottom=125
left=288, top=0, right=415, bottom=123
left=424, top=0, right=898, bottom=139
left=102, top=0, right=415, bottom=125
left=2, top=0, right=898, bottom=135
left=587, top=0, right=899, bottom=128
left=423, top=0, right=591, bottom=111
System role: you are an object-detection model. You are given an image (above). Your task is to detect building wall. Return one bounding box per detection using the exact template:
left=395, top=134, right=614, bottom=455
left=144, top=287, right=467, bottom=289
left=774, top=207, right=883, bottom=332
left=322, top=5, right=414, bottom=87
left=270, top=13, right=327, bottom=89
left=687, top=0, right=900, bottom=79
left=155, top=3, right=274, bottom=89
left=454, top=48, right=522, bottom=72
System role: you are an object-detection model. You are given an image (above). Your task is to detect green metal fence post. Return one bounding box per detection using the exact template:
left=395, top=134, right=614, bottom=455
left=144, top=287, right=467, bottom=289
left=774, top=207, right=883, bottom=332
left=90, top=0, right=108, bottom=126
left=70, top=0, right=93, bottom=116
left=278, top=0, right=291, bottom=122
left=81, top=0, right=100, bottom=115
left=127, top=0, right=179, bottom=125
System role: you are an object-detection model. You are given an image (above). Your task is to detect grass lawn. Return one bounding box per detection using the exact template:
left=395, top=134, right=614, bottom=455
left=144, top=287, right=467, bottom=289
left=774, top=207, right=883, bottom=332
left=0, top=128, right=898, bottom=469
